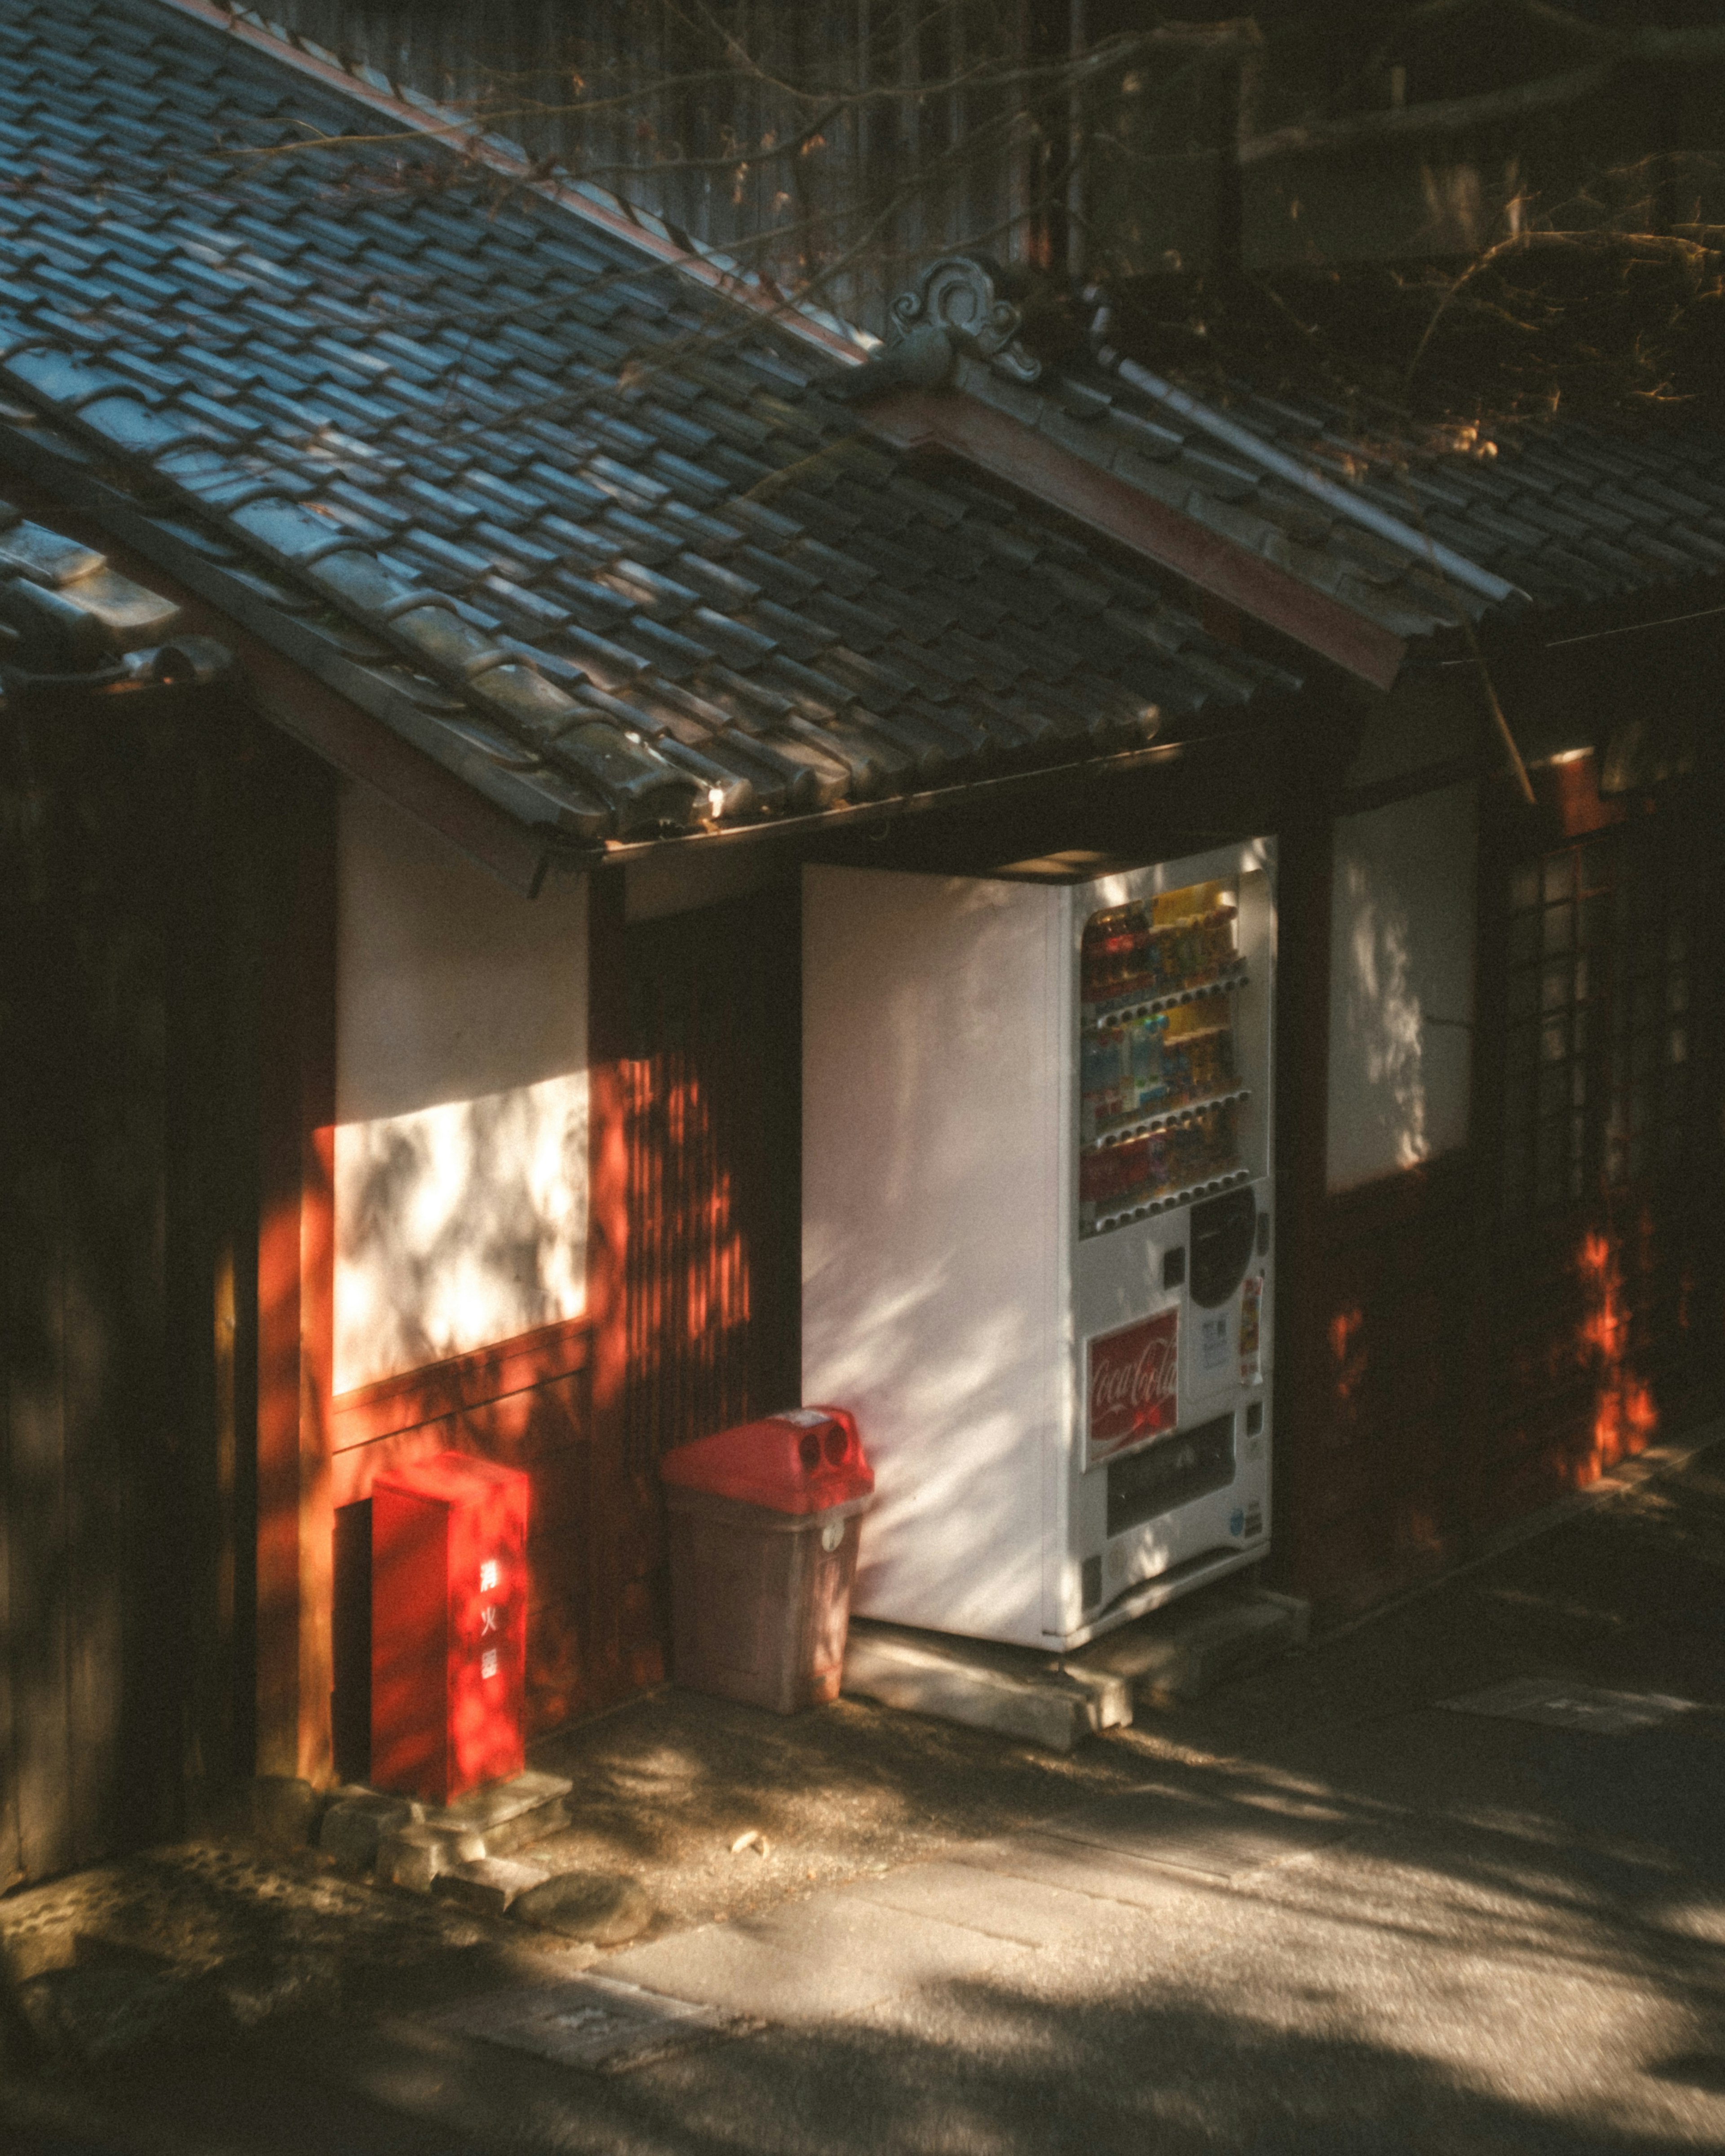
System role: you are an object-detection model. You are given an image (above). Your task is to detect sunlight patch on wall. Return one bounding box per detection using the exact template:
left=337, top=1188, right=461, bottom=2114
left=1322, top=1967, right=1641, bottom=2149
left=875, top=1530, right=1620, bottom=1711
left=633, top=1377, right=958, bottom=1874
left=1342, top=858, right=1431, bottom=1170
left=1327, top=783, right=1477, bottom=1194
left=334, top=1069, right=588, bottom=1394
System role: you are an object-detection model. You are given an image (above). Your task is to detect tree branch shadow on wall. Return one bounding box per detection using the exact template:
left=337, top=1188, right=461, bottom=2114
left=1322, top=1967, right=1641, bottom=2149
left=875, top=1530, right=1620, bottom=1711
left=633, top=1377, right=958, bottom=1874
left=334, top=1076, right=589, bottom=1396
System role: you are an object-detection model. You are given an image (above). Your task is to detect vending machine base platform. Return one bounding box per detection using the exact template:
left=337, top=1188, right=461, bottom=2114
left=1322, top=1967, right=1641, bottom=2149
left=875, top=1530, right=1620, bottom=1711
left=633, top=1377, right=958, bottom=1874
left=843, top=1617, right=1134, bottom=1753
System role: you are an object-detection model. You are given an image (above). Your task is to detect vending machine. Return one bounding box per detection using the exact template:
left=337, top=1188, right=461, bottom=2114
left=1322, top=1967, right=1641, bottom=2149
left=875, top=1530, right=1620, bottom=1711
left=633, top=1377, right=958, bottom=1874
left=802, top=842, right=1274, bottom=1651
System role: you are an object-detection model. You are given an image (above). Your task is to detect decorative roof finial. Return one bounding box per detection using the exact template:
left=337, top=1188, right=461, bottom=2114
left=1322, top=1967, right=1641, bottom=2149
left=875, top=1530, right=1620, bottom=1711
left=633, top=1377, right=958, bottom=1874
left=891, top=255, right=1041, bottom=383
left=832, top=253, right=1041, bottom=402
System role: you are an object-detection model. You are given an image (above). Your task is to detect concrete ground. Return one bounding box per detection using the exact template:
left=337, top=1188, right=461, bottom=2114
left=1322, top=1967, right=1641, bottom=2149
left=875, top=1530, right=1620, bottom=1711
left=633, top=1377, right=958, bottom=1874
left=4, top=1428, right=1723, bottom=2154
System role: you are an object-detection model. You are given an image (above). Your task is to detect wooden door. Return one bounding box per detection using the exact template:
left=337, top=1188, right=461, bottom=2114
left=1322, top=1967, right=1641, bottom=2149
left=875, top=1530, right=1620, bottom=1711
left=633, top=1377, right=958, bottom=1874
left=613, top=883, right=804, bottom=1679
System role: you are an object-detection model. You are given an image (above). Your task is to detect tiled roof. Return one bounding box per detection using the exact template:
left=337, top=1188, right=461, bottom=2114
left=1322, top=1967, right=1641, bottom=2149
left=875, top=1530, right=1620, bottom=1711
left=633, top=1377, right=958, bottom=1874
left=0, top=0, right=1299, bottom=850
left=949, top=346, right=1725, bottom=645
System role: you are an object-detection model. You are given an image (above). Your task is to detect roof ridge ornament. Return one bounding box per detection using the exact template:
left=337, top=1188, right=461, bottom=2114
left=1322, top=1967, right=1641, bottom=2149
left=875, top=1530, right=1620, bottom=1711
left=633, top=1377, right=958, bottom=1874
left=892, top=255, right=1042, bottom=384
left=834, top=253, right=1041, bottom=402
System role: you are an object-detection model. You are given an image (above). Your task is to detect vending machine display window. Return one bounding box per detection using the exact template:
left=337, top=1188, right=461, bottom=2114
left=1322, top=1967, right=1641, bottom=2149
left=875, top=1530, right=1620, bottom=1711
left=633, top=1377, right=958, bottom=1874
left=1077, top=879, right=1253, bottom=1237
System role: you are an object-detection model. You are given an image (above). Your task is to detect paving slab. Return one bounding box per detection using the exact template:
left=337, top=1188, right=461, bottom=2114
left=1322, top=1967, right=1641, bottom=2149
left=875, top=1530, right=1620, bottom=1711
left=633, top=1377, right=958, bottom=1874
left=430, top=1970, right=734, bottom=2072
left=604, top=1884, right=1037, bottom=2021
left=318, top=1793, right=416, bottom=1871
left=842, top=1859, right=1102, bottom=1948
left=1040, top=1783, right=1351, bottom=1879
left=375, top=1822, right=485, bottom=1895
left=1071, top=1587, right=1310, bottom=1703
left=1438, top=1675, right=1698, bottom=1734
left=421, top=1769, right=573, bottom=1856
left=951, top=1829, right=1211, bottom=1914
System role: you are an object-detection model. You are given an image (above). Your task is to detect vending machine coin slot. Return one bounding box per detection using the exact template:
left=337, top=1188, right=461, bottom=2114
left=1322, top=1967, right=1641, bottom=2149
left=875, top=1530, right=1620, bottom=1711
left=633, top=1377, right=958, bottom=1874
left=1162, top=1246, right=1186, bottom=1290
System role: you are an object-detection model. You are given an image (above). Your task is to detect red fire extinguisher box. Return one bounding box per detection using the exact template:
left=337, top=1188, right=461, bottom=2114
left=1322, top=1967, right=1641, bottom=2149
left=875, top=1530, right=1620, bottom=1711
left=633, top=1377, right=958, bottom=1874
left=371, top=1451, right=528, bottom=1804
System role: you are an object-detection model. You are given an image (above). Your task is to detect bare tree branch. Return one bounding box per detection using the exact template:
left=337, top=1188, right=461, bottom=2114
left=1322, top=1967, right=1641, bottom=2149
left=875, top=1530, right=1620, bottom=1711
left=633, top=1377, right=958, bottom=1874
left=1241, top=62, right=1614, bottom=164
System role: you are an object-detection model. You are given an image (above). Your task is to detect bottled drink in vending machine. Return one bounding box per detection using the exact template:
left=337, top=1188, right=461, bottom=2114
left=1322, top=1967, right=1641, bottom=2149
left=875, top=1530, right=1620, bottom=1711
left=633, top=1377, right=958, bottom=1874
left=1079, top=1029, right=1121, bottom=1140
left=1081, top=904, right=1152, bottom=1005
left=1184, top=1025, right=1234, bottom=1097
left=1078, top=1143, right=1120, bottom=1233
left=1128, top=1012, right=1168, bottom=1112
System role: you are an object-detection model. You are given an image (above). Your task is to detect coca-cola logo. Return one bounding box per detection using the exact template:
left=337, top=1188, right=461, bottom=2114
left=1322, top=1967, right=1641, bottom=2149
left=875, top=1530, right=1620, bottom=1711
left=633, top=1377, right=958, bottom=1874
left=1088, top=1309, right=1178, bottom=1462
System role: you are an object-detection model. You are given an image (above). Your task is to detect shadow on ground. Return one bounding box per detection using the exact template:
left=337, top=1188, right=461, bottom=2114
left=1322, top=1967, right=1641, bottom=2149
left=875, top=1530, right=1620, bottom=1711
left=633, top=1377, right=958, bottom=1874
left=2, top=1442, right=1721, bottom=2152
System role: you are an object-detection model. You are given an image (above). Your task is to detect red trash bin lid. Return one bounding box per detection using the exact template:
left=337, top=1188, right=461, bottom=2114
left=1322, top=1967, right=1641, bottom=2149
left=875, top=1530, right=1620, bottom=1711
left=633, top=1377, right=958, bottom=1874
left=659, top=1406, right=873, bottom=1515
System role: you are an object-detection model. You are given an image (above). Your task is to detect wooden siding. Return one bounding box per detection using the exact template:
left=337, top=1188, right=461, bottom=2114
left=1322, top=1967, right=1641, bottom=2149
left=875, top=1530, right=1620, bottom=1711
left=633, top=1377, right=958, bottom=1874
left=258, top=0, right=1041, bottom=332
left=610, top=881, right=805, bottom=1677
left=1304, top=1155, right=1480, bottom=1613
left=622, top=884, right=803, bottom=1471
left=0, top=681, right=312, bottom=1882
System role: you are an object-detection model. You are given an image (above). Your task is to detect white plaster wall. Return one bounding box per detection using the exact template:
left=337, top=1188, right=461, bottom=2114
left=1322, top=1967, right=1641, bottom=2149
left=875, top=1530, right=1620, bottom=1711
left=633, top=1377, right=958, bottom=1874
left=1327, top=782, right=1477, bottom=1193
left=333, top=786, right=588, bottom=1393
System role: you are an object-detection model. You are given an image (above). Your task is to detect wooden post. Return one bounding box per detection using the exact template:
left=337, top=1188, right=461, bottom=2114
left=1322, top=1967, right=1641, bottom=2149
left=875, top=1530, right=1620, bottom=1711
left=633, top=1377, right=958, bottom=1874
left=584, top=863, right=634, bottom=1697
left=254, top=779, right=336, bottom=1787
left=1267, top=727, right=1338, bottom=1604
left=587, top=862, right=631, bottom=1449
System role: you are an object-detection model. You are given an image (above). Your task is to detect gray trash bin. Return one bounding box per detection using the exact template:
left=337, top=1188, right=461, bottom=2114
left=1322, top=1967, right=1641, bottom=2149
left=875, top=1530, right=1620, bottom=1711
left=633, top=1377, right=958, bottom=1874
left=659, top=1408, right=874, bottom=1714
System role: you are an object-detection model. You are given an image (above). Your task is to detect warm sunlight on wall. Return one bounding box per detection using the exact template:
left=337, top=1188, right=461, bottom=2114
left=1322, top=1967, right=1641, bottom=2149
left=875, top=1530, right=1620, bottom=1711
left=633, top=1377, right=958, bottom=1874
left=333, top=1070, right=588, bottom=1393
left=1327, top=782, right=1477, bottom=1193
left=333, top=783, right=588, bottom=1395
left=1576, top=1225, right=1657, bottom=1481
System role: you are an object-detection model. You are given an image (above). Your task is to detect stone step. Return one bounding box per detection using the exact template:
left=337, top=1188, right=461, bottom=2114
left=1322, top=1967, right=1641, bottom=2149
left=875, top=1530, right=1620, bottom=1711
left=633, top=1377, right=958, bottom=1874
left=433, top=1856, right=552, bottom=1917
left=842, top=1621, right=1132, bottom=1753
left=1069, top=1587, right=1309, bottom=1705
left=328, top=1768, right=573, bottom=1890
left=510, top=1869, right=655, bottom=1947
left=421, top=1768, right=573, bottom=1856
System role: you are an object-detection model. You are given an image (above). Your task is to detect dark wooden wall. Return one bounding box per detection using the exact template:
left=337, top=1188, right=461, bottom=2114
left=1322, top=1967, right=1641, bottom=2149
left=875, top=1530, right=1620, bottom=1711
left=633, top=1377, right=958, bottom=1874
left=621, top=880, right=804, bottom=1470
left=0, top=680, right=317, bottom=1883
left=256, top=0, right=1043, bottom=331
left=1288, top=749, right=1725, bottom=1621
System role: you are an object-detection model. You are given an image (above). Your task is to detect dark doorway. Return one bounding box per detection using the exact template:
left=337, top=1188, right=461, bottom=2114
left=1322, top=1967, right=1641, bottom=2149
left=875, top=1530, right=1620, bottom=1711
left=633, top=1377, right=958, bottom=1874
left=623, top=881, right=804, bottom=1471
left=609, top=880, right=804, bottom=1684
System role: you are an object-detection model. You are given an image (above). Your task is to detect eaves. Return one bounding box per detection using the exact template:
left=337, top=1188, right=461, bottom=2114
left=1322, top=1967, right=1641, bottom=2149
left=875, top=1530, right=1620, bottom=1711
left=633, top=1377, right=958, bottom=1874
left=0, top=415, right=1278, bottom=893
left=858, top=388, right=1407, bottom=693
left=0, top=414, right=562, bottom=892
